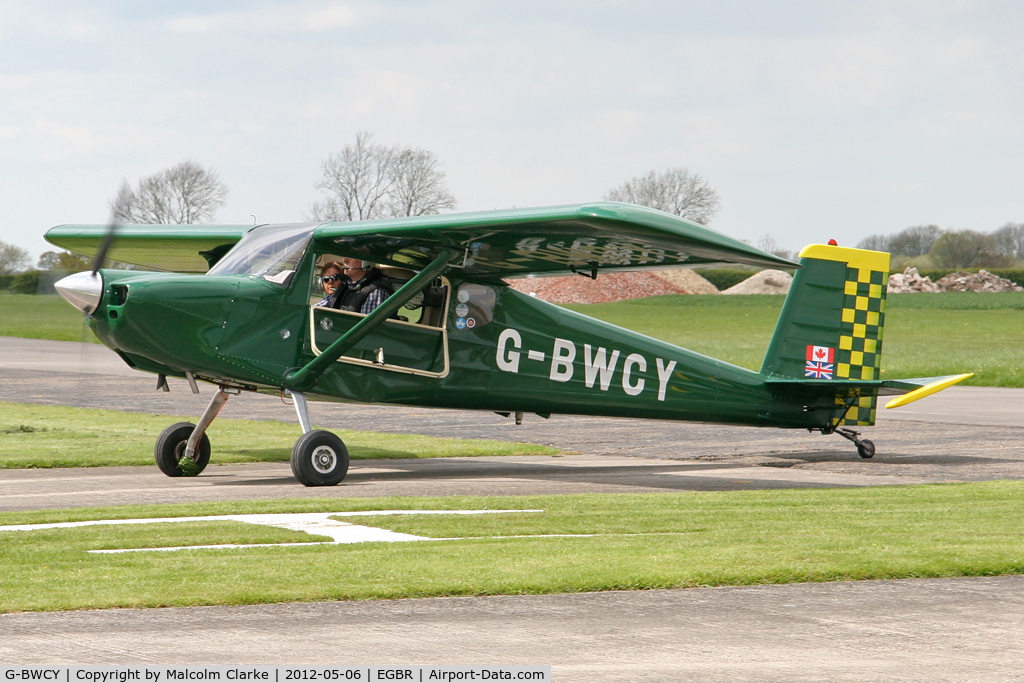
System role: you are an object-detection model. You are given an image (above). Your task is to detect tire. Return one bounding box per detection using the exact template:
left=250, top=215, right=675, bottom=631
left=857, top=439, right=876, bottom=459
left=155, top=422, right=211, bottom=477
left=291, top=430, right=349, bottom=487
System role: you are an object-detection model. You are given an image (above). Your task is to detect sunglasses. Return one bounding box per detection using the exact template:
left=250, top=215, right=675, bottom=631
left=321, top=274, right=343, bottom=283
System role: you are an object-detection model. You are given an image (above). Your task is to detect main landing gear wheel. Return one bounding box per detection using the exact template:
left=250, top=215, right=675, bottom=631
left=291, top=430, right=349, bottom=487
left=155, top=422, right=210, bottom=477
left=857, top=439, right=876, bottom=459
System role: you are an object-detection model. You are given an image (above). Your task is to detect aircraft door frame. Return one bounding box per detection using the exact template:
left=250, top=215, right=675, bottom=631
left=307, top=275, right=451, bottom=378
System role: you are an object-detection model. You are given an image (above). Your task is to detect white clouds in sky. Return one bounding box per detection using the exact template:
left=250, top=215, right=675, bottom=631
left=0, top=1, right=1023, bottom=257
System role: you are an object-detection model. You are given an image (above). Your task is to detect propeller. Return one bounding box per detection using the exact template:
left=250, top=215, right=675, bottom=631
left=54, top=183, right=127, bottom=316
left=90, top=215, right=119, bottom=277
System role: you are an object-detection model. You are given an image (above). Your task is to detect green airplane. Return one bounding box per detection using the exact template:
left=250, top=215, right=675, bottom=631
left=46, top=202, right=970, bottom=486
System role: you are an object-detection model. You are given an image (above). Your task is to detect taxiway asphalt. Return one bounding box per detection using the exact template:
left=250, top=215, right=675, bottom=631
left=2, top=336, right=1023, bottom=679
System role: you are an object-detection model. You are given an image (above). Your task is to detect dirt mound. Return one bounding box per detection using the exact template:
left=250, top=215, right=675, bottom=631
left=650, top=268, right=720, bottom=295
left=721, top=269, right=792, bottom=295
left=506, top=271, right=689, bottom=304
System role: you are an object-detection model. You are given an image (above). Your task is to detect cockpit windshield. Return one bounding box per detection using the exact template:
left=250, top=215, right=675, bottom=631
left=207, top=224, right=314, bottom=284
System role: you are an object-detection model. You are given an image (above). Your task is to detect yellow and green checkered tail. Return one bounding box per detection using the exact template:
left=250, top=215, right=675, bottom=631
left=760, top=244, right=890, bottom=427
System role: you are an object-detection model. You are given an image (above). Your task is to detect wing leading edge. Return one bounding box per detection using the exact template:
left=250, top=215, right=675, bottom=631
left=313, top=202, right=798, bottom=278
left=45, top=224, right=254, bottom=273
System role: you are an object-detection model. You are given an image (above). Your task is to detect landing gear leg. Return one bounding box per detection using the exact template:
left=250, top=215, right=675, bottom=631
left=288, top=391, right=349, bottom=487
left=154, top=386, right=238, bottom=477
left=833, top=426, right=876, bottom=459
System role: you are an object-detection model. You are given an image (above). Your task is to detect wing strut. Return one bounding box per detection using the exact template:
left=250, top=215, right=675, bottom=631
left=282, top=249, right=457, bottom=392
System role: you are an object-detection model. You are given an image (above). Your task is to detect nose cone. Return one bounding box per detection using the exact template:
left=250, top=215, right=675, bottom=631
left=55, top=271, right=103, bottom=314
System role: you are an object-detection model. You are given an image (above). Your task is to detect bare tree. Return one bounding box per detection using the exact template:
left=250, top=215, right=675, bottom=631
left=888, top=225, right=943, bottom=257
left=856, top=234, right=891, bottom=252
left=992, top=222, right=1024, bottom=262
left=604, top=167, right=721, bottom=225
left=310, top=132, right=456, bottom=222
left=111, top=160, right=229, bottom=224
left=0, top=241, right=31, bottom=275
left=756, top=234, right=793, bottom=261
left=388, top=148, right=457, bottom=217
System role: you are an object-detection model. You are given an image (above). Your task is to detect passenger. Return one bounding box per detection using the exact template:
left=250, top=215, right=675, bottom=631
left=315, top=261, right=346, bottom=307
left=333, top=257, right=394, bottom=314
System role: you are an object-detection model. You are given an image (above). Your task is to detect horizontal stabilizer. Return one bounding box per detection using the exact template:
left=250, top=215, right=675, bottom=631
left=883, top=373, right=973, bottom=409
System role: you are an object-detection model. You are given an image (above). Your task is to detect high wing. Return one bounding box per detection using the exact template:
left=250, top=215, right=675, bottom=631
left=45, top=224, right=254, bottom=273
left=46, top=203, right=795, bottom=275
left=314, top=202, right=797, bottom=277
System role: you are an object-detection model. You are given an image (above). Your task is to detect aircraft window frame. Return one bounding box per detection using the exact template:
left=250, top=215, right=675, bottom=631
left=207, top=224, right=314, bottom=286
left=307, top=276, right=451, bottom=378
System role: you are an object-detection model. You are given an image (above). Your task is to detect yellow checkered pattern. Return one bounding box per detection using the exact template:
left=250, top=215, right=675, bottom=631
left=835, top=266, right=888, bottom=426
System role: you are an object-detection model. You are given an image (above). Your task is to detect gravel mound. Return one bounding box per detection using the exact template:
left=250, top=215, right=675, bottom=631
left=722, top=269, right=792, bottom=295
left=650, top=268, right=720, bottom=295
left=506, top=272, right=689, bottom=304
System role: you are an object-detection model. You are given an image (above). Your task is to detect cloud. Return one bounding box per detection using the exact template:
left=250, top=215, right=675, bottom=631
left=166, top=2, right=356, bottom=36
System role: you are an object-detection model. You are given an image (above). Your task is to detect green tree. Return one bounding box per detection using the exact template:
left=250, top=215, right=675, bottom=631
left=37, top=250, right=92, bottom=271
left=928, top=230, right=1011, bottom=269
left=0, top=240, right=31, bottom=275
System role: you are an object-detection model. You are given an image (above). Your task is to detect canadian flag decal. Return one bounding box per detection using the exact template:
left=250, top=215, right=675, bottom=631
left=806, top=345, right=834, bottom=363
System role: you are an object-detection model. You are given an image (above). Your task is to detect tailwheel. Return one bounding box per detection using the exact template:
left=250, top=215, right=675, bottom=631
left=291, top=430, right=349, bottom=487
left=155, top=422, right=210, bottom=477
left=831, top=426, right=877, bottom=459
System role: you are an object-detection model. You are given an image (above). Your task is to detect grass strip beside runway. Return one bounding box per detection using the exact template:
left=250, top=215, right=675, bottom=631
left=2, top=483, right=1024, bottom=612
left=0, top=402, right=559, bottom=468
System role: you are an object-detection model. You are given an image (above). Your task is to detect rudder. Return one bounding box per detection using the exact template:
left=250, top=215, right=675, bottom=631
left=761, top=244, right=890, bottom=426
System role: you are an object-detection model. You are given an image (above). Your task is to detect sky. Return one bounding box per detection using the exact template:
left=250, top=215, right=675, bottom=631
left=2, top=0, right=1023, bottom=262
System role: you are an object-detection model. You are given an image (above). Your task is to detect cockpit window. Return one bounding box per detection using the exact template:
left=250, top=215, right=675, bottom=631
left=208, top=224, right=314, bottom=284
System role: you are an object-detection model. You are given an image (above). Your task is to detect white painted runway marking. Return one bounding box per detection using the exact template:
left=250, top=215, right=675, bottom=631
left=0, top=509, right=543, bottom=553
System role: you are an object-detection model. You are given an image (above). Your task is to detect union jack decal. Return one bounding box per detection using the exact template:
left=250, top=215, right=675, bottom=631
left=805, top=361, right=834, bottom=379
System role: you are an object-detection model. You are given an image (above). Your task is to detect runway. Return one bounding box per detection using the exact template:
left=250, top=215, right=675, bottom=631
left=2, top=336, right=1024, bottom=679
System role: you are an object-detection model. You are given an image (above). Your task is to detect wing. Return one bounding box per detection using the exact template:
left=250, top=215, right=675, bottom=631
left=45, top=224, right=253, bottom=273
left=313, top=202, right=797, bottom=277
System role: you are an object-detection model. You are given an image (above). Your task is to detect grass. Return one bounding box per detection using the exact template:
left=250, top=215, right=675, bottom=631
left=0, top=293, right=97, bottom=342
left=3, top=482, right=1024, bottom=612
left=5, top=292, right=1023, bottom=385
left=564, top=292, right=1024, bottom=387
left=0, top=402, right=559, bottom=469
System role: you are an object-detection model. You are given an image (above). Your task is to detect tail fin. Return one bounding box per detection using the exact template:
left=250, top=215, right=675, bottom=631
left=761, top=244, right=890, bottom=426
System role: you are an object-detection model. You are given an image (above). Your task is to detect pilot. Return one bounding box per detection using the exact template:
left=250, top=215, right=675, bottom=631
left=315, top=261, right=346, bottom=307
left=332, top=257, right=394, bottom=314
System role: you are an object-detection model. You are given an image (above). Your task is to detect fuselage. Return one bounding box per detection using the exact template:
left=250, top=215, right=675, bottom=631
left=78, top=259, right=830, bottom=431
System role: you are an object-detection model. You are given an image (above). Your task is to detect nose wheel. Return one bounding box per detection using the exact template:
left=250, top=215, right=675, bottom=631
left=155, top=422, right=211, bottom=476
